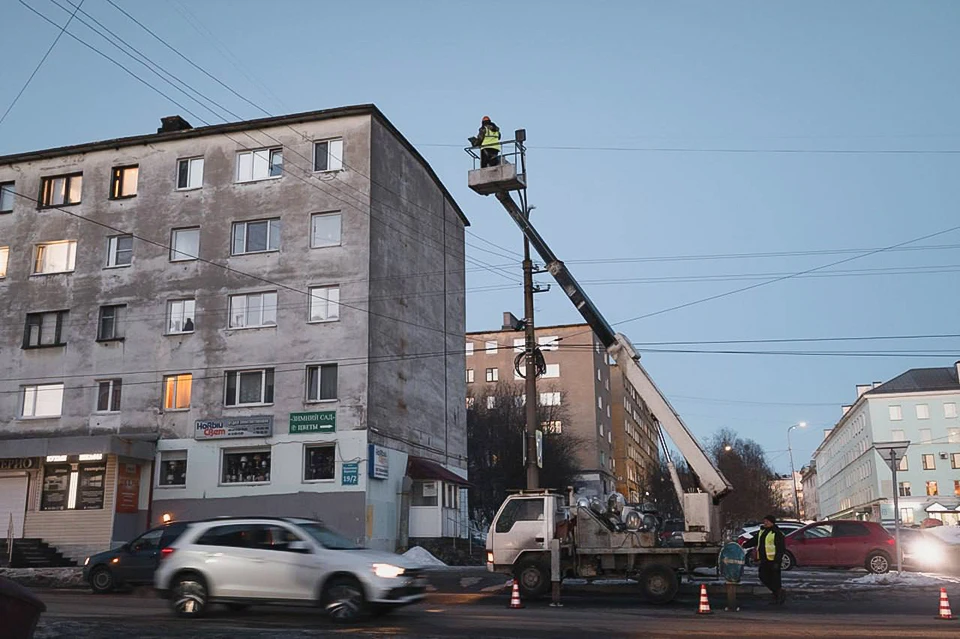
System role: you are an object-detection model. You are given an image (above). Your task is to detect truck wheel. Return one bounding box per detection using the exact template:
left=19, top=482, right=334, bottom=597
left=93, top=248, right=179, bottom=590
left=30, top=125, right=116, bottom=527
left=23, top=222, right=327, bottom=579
left=515, top=558, right=550, bottom=600
left=638, top=564, right=679, bottom=604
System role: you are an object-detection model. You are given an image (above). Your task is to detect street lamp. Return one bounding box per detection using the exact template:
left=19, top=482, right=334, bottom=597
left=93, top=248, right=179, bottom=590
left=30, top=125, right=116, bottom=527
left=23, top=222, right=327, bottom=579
left=787, top=422, right=807, bottom=518
left=724, top=445, right=733, bottom=452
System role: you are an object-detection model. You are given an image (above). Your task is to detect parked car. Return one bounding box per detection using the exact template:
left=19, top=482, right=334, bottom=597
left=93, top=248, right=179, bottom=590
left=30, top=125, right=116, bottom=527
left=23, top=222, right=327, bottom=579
left=890, top=527, right=959, bottom=573
left=154, top=517, right=426, bottom=622
left=779, top=520, right=895, bottom=574
left=83, top=521, right=190, bottom=594
left=737, top=521, right=804, bottom=565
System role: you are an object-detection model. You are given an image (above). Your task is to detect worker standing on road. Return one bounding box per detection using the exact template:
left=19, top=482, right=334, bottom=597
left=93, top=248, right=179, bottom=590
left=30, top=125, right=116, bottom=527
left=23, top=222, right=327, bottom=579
left=471, top=116, right=501, bottom=167
left=756, top=515, right=787, bottom=605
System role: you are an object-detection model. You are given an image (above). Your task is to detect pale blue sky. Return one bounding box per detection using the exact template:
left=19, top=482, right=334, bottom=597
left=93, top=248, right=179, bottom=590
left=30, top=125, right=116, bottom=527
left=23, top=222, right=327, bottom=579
left=3, top=1, right=959, bottom=472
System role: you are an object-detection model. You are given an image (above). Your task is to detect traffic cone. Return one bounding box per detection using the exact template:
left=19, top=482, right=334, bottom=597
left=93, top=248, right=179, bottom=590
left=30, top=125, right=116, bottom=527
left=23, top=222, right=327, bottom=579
left=697, top=583, right=712, bottom=615
left=937, top=588, right=953, bottom=620
left=508, top=579, right=524, bottom=609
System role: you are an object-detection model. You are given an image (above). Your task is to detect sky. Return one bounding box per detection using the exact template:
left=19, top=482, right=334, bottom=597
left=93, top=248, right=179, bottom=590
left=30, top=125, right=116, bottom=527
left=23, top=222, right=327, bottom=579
left=2, top=1, right=959, bottom=474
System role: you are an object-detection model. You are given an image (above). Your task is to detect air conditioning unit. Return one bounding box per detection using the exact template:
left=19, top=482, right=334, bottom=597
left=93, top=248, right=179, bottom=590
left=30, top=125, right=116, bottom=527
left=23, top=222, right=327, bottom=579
left=939, top=452, right=949, bottom=460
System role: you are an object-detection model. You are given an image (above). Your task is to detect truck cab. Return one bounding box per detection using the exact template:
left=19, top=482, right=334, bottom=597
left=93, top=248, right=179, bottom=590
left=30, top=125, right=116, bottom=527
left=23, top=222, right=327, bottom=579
left=486, top=493, right=559, bottom=599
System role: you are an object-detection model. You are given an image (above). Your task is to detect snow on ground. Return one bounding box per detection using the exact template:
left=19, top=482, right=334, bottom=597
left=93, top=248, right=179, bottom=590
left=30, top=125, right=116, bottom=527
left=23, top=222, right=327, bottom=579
left=402, top=546, right=448, bottom=567
left=846, top=571, right=960, bottom=587
left=927, top=525, right=960, bottom=545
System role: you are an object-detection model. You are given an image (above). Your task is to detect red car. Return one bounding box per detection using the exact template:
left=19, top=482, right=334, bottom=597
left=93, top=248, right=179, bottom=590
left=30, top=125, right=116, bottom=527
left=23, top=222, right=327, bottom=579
left=780, top=520, right=895, bottom=574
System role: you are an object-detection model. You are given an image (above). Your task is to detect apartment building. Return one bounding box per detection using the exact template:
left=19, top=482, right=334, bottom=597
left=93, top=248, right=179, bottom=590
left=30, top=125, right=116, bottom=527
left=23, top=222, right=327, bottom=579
left=800, top=462, right=819, bottom=521
left=0, top=105, right=467, bottom=559
left=610, top=363, right=659, bottom=502
left=812, top=362, right=960, bottom=526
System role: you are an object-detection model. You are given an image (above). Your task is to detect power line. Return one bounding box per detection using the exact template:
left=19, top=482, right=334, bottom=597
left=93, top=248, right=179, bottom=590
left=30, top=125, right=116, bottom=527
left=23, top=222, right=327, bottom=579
left=0, top=0, right=84, bottom=127
left=638, top=347, right=960, bottom=359
left=633, top=333, right=960, bottom=347
left=418, top=142, right=960, bottom=156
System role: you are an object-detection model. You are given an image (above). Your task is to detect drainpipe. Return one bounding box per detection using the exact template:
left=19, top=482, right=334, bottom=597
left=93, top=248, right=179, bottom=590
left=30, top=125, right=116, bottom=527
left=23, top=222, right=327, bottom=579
left=145, top=458, right=156, bottom=530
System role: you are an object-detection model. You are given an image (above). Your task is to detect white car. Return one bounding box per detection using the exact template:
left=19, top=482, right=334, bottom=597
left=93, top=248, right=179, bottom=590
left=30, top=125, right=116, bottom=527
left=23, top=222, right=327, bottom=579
left=154, top=517, right=426, bottom=622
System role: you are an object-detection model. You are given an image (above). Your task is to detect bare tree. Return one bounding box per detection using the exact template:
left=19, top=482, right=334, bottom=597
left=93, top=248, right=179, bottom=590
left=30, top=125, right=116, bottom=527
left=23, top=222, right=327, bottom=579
left=708, top=428, right=786, bottom=533
left=467, top=382, right=584, bottom=529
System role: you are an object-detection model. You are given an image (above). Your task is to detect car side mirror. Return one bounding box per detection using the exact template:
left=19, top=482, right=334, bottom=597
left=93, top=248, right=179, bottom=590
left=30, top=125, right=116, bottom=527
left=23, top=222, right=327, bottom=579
left=288, top=540, right=311, bottom=553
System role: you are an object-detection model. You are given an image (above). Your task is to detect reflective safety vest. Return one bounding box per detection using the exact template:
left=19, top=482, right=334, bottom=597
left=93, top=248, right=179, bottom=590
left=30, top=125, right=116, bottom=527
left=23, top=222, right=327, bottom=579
left=480, top=126, right=501, bottom=151
left=763, top=529, right=777, bottom=561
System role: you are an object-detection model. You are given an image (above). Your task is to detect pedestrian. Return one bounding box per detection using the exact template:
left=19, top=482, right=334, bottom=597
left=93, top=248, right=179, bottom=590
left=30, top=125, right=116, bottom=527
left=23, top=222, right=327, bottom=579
left=471, top=116, right=501, bottom=167
left=756, top=514, right=787, bottom=605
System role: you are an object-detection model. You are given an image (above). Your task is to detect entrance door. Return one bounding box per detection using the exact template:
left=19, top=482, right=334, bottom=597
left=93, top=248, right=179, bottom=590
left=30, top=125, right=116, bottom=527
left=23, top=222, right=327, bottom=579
left=0, top=476, right=29, bottom=538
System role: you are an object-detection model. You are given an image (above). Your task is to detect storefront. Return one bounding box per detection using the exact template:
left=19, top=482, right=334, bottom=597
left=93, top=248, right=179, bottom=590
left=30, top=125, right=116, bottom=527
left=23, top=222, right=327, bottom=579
left=407, top=456, right=471, bottom=539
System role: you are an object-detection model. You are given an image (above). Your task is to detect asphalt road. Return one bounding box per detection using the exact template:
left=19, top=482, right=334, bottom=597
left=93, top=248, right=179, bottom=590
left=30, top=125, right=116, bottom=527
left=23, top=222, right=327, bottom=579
left=33, top=583, right=960, bottom=639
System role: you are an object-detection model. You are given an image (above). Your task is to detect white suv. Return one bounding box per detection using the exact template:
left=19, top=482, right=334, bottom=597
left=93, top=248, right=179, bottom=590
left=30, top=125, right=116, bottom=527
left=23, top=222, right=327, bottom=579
left=154, top=517, right=426, bottom=622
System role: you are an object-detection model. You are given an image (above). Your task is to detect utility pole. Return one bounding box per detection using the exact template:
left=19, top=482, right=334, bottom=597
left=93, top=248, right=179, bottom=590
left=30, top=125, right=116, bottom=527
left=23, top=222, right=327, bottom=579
left=523, top=229, right=539, bottom=490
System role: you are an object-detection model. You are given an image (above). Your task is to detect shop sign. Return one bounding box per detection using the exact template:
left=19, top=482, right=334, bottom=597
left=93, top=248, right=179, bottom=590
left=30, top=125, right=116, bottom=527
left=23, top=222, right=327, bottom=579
left=0, top=457, right=38, bottom=471
left=116, top=464, right=140, bottom=514
left=342, top=462, right=359, bottom=486
left=368, top=444, right=388, bottom=480
left=289, top=411, right=336, bottom=434
left=195, top=415, right=273, bottom=439
left=40, top=464, right=71, bottom=511
left=78, top=463, right=106, bottom=510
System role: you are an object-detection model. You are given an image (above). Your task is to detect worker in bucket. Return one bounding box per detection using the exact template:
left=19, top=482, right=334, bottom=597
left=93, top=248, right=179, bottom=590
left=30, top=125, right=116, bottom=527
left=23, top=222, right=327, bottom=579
left=756, top=514, right=787, bottom=605
left=469, top=116, right=501, bottom=167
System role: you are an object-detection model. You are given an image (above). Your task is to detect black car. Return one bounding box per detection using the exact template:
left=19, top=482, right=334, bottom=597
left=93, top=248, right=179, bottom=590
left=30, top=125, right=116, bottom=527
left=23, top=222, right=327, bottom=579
left=83, top=522, right=189, bottom=593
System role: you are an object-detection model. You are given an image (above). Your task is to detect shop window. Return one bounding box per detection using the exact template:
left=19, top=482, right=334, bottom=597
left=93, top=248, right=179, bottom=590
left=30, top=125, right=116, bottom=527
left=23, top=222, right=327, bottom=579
left=304, top=445, right=335, bottom=481
left=411, top=480, right=438, bottom=507
left=40, top=463, right=71, bottom=510
left=159, top=451, right=187, bottom=487
left=40, top=460, right=105, bottom=511
left=222, top=449, right=271, bottom=484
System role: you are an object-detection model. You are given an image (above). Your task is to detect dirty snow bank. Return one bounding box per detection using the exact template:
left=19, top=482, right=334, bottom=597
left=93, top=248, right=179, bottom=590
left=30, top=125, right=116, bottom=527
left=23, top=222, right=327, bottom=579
left=402, top=545, right=448, bottom=567
left=847, top=572, right=960, bottom=587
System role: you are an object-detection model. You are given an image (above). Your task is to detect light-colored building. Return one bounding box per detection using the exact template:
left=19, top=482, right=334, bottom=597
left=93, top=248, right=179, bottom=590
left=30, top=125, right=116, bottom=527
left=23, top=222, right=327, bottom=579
left=610, top=363, right=659, bottom=503
left=800, top=462, right=819, bottom=521
left=0, top=105, right=468, bottom=560
left=771, top=472, right=804, bottom=518
left=812, top=362, right=960, bottom=527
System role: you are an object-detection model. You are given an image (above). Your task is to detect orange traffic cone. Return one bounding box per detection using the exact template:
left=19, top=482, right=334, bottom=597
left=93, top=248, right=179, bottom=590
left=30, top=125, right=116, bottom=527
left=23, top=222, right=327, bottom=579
left=697, top=583, right=712, bottom=615
left=937, top=588, right=953, bottom=620
left=508, top=579, right=524, bottom=609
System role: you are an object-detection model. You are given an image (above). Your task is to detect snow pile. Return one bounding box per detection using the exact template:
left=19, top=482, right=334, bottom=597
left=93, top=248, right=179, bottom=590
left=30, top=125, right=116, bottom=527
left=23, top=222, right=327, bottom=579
left=402, top=545, right=448, bottom=567
left=927, top=525, right=960, bottom=546
left=847, top=572, right=959, bottom=587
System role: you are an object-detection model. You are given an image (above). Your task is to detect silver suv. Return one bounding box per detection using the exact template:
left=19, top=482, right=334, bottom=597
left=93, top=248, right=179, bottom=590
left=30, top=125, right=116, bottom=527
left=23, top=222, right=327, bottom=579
left=154, top=517, right=426, bottom=622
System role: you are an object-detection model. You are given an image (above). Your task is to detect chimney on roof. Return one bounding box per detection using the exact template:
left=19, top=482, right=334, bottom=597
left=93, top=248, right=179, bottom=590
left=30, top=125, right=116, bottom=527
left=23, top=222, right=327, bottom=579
left=856, top=384, right=871, bottom=397
left=158, top=115, right=193, bottom=133
left=873, top=381, right=882, bottom=388
left=823, top=428, right=833, bottom=440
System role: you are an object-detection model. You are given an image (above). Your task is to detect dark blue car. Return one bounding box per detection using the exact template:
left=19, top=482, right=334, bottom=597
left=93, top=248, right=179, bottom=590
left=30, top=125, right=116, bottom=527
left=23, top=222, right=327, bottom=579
left=83, top=522, right=188, bottom=593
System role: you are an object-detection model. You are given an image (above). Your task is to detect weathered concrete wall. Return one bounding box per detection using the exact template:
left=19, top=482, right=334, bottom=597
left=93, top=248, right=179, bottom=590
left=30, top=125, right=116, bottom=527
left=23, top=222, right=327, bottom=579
left=367, top=120, right=467, bottom=472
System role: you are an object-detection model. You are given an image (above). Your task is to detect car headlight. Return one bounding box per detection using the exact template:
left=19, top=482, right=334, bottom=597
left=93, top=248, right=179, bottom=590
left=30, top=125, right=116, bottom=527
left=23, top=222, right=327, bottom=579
left=911, top=539, right=945, bottom=565
left=84, top=557, right=90, bottom=566
left=372, top=563, right=405, bottom=579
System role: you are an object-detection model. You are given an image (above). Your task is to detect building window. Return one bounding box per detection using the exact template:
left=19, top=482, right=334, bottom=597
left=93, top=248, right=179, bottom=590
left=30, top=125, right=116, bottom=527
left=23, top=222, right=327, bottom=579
left=950, top=428, right=960, bottom=444
left=600, top=423, right=604, bottom=437
left=21, top=383, right=64, bottom=418
left=443, top=483, right=460, bottom=509
left=1, top=181, right=15, bottom=212
left=485, top=340, right=497, bottom=354
left=34, top=240, right=77, bottom=274
left=225, top=369, right=274, bottom=406
left=306, top=364, right=337, bottom=402
left=538, top=336, right=559, bottom=351
left=304, top=445, right=335, bottom=481
left=177, top=157, right=204, bottom=190
left=542, top=420, right=562, bottom=434
left=97, top=305, right=125, bottom=341
left=313, top=139, right=343, bottom=172
left=167, top=299, right=196, bottom=334
left=229, top=291, right=278, bottom=328
left=955, top=480, right=960, bottom=497
left=96, top=379, right=122, bottom=412
left=486, top=368, right=498, bottom=382
left=163, top=374, right=192, bottom=410
left=951, top=452, right=960, bottom=469
left=39, top=173, right=82, bottom=207
left=237, top=148, right=282, bottom=182
left=900, top=508, right=915, bottom=525
left=919, top=428, right=933, bottom=444
left=0, top=246, right=8, bottom=278
left=465, top=397, right=475, bottom=409
left=170, top=227, right=200, bottom=261
left=106, top=235, right=133, bottom=267
left=513, top=338, right=525, bottom=353
left=487, top=396, right=496, bottom=410
left=922, top=454, right=936, bottom=471
left=159, top=451, right=187, bottom=487
left=597, top=396, right=603, bottom=410
left=600, top=451, right=606, bottom=466
left=466, top=342, right=474, bottom=356
left=466, top=369, right=474, bottom=383
left=539, top=391, right=560, bottom=406
left=898, top=455, right=908, bottom=471
left=891, top=429, right=905, bottom=441
left=889, top=405, right=902, bottom=421
left=411, top=480, right=438, bottom=507
left=23, top=310, right=67, bottom=348
left=221, top=449, right=271, bottom=484
left=946, top=403, right=958, bottom=419
left=232, top=218, right=280, bottom=254
left=926, top=481, right=939, bottom=496
left=308, top=286, right=340, bottom=322
left=310, top=212, right=342, bottom=248
left=916, top=404, right=930, bottom=420
left=110, top=165, right=139, bottom=199
left=898, top=482, right=911, bottom=497
left=543, top=363, right=560, bottom=378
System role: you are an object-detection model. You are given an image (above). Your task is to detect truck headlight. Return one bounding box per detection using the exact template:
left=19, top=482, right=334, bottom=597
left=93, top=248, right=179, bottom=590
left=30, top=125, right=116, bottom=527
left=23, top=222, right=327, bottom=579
left=912, top=539, right=945, bottom=565
left=372, top=563, right=405, bottom=578
left=487, top=551, right=494, bottom=564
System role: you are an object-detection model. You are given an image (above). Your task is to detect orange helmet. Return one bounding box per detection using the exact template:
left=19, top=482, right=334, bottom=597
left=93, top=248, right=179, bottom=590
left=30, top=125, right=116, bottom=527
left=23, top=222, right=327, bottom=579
left=482, top=115, right=491, bottom=122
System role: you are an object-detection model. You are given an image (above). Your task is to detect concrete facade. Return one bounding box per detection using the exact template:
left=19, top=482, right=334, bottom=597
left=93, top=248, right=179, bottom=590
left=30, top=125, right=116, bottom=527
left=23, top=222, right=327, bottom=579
left=610, top=363, right=659, bottom=503
left=0, top=105, right=467, bottom=555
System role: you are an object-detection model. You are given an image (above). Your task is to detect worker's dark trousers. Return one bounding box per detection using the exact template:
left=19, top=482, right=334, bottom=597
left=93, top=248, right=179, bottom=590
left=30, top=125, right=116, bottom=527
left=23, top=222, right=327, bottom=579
left=480, top=149, right=500, bottom=167
left=758, top=561, right=782, bottom=595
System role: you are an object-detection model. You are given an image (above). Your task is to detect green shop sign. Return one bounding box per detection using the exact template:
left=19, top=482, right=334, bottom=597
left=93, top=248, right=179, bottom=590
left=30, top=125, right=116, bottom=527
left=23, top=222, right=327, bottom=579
left=289, top=411, right=336, bottom=434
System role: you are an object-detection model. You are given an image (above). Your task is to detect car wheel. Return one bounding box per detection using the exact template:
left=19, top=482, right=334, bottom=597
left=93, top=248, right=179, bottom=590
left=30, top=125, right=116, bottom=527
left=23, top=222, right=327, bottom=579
left=89, top=567, right=115, bottom=594
left=171, top=573, right=208, bottom=618
left=638, top=564, right=679, bottom=604
left=866, top=552, right=891, bottom=574
left=323, top=577, right=366, bottom=623
left=781, top=552, right=795, bottom=571
left=515, top=558, right=550, bottom=601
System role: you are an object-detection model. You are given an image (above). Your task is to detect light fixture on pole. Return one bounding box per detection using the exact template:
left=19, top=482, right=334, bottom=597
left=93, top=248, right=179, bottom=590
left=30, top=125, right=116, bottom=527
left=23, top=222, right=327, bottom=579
left=787, top=422, right=807, bottom=518
left=875, top=440, right=910, bottom=574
